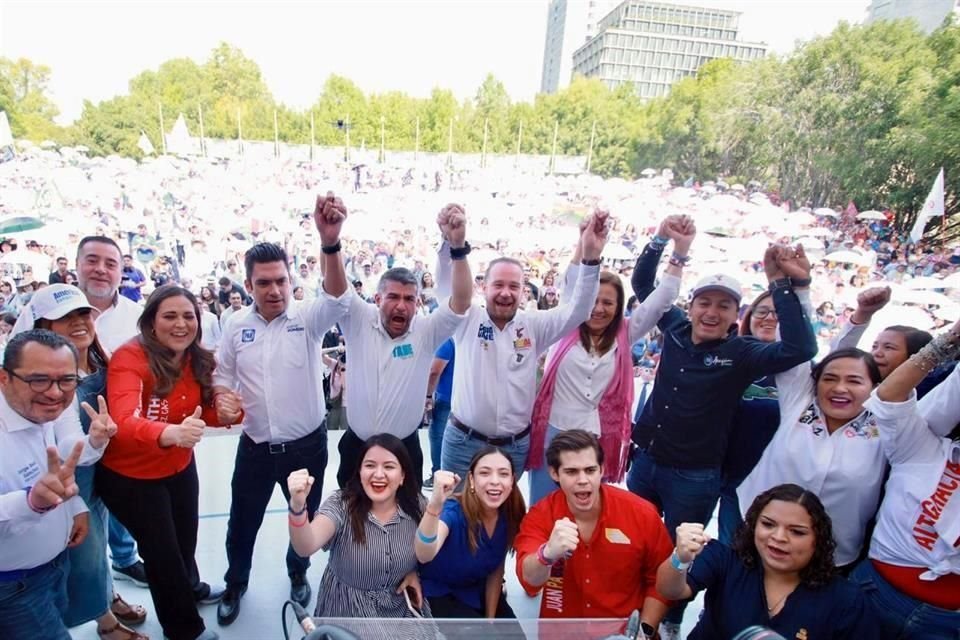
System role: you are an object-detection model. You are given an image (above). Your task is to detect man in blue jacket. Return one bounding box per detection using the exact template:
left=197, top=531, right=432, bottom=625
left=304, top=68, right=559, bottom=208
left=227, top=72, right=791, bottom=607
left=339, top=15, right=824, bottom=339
left=629, top=216, right=817, bottom=639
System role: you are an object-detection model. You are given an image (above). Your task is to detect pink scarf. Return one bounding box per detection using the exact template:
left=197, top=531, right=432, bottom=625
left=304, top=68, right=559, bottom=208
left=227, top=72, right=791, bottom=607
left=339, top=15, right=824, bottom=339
left=527, top=322, right=634, bottom=483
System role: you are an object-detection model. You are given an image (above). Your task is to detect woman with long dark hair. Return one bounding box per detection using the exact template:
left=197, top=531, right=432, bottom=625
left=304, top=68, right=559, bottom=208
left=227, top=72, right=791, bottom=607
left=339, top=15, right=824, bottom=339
left=656, top=484, right=878, bottom=639
left=526, top=215, right=692, bottom=505
left=415, top=447, right=526, bottom=618
left=96, top=286, right=241, bottom=640
left=287, top=434, right=430, bottom=638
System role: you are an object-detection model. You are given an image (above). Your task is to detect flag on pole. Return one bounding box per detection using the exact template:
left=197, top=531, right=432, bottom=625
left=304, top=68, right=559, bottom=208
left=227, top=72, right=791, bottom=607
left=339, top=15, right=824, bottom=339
left=0, top=111, right=13, bottom=148
left=137, top=132, right=155, bottom=156
left=909, top=168, right=945, bottom=243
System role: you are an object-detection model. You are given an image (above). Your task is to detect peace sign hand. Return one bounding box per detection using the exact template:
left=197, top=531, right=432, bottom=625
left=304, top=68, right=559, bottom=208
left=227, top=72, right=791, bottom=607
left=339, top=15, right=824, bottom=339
left=81, top=395, right=117, bottom=448
left=30, top=442, right=83, bottom=511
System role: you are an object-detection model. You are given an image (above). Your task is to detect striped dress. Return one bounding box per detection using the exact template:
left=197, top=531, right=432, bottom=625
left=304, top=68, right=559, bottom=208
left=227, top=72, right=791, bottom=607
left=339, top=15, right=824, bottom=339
left=314, top=491, right=435, bottom=640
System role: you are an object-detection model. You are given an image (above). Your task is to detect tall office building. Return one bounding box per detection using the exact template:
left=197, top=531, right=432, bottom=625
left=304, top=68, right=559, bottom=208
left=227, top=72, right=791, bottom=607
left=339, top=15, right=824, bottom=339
left=866, top=0, right=959, bottom=34
left=571, top=0, right=767, bottom=99
left=541, top=0, right=621, bottom=94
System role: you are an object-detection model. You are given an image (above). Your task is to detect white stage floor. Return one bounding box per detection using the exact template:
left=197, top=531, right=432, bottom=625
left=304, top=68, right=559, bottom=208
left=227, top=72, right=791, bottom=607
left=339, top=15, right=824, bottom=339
left=70, top=429, right=707, bottom=639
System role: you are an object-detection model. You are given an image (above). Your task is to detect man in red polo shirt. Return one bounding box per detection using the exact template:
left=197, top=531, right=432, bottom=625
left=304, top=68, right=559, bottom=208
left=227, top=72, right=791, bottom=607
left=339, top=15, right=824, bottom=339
left=516, top=429, right=672, bottom=636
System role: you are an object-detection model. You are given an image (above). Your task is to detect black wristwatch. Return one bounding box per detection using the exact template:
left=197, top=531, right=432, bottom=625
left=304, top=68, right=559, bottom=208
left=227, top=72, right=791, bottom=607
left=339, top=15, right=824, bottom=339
left=767, top=277, right=792, bottom=292
left=640, top=622, right=656, bottom=639
left=449, top=242, right=472, bottom=260
left=581, top=258, right=602, bottom=266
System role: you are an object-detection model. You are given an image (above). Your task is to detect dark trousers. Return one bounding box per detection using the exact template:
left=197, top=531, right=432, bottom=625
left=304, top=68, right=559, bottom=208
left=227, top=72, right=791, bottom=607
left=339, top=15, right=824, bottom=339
left=336, top=428, right=423, bottom=489
left=96, top=459, right=206, bottom=640
left=427, top=593, right=524, bottom=638
left=224, top=427, right=328, bottom=588
left=428, top=399, right=451, bottom=475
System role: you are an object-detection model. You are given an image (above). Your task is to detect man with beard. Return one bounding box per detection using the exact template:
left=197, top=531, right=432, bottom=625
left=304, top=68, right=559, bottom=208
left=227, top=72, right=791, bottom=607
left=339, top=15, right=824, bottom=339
left=334, top=203, right=473, bottom=488
left=434, top=212, right=608, bottom=481
left=212, top=193, right=351, bottom=623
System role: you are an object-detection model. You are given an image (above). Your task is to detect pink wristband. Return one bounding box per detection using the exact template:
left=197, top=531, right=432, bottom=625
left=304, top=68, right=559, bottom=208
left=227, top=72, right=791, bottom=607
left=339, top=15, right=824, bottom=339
left=536, top=543, right=555, bottom=566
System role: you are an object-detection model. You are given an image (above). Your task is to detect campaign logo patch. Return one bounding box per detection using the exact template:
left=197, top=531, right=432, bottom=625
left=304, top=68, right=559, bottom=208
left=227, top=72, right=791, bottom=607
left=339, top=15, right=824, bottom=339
left=392, top=343, right=414, bottom=359
left=241, top=329, right=256, bottom=343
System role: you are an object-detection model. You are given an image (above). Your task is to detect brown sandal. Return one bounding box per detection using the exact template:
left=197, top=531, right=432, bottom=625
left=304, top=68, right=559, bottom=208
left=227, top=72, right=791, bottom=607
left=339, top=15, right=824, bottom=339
left=110, top=592, right=147, bottom=625
left=98, top=621, right=150, bottom=639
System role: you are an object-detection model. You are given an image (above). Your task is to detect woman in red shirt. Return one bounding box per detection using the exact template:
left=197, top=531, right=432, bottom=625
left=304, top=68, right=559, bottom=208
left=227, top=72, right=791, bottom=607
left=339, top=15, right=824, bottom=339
left=96, top=286, right=240, bottom=640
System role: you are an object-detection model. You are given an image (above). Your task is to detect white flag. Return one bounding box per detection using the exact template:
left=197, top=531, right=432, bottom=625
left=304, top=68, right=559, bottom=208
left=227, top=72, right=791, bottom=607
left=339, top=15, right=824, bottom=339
left=909, top=168, right=945, bottom=243
left=0, top=111, right=13, bottom=148
left=137, top=132, right=155, bottom=156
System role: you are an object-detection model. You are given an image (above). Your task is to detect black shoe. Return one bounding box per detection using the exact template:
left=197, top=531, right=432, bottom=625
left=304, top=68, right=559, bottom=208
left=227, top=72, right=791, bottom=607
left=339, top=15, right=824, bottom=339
left=112, top=560, right=149, bottom=588
left=423, top=477, right=434, bottom=489
left=290, top=573, right=311, bottom=608
left=216, top=585, right=246, bottom=626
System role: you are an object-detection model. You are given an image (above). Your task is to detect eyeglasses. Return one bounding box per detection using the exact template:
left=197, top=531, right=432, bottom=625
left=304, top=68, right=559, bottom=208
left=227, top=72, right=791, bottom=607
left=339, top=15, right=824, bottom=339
left=752, top=307, right=778, bottom=320
left=5, top=369, right=79, bottom=393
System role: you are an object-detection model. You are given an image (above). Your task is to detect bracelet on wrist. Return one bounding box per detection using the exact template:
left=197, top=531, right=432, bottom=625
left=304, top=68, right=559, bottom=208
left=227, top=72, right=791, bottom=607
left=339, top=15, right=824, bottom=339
left=449, top=242, right=471, bottom=260
left=24, top=486, right=55, bottom=514
left=670, top=549, right=691, bottom=571
left=651, top=235, right=669, bottom=247
left=790, top=277, right=812, bottom=287
left=767, top=277, right=792, bottom=292
left=670, top=251, right=690, bottom=264
left=425, top=505, right=441, bottom=518
left=288, top=502, right=307, bottom=517
left=321, top=240, right=342, bottom=255
left=288, top=513, right=308, bottom=528
left=581, top=258, right=601, bottom=267
left=417, top=528, right=438, bottom=544
left=536, top=543, right=556, bottom=566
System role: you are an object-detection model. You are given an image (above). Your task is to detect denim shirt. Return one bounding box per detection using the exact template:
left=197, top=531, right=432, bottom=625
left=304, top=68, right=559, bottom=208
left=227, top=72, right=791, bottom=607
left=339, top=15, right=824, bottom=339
left=75, top=368, right=107, bottom=502
left=629, top=243, right=817, bottom=468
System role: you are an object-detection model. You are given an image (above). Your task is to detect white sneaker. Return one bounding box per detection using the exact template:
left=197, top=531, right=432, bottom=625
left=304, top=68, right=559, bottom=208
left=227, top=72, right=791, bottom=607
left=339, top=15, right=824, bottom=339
left=659, top=622, right=682, bottom=640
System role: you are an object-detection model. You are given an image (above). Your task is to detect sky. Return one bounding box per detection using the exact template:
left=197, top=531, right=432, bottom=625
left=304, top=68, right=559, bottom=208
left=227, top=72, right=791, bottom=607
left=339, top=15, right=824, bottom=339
left=0, top=0, right=869, bottom=125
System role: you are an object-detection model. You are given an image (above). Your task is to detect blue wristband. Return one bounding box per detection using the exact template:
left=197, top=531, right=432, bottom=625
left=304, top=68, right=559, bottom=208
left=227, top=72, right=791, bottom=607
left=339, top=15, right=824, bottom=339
left=417, top=528, right=438, bottom=544
left=670, top=550, right=690, bottom=571
left=651, top=235, right=669, bottom=247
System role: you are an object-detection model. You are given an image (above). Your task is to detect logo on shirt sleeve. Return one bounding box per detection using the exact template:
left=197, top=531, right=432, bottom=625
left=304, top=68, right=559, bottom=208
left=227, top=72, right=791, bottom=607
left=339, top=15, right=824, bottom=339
left=241, top=329, right=256, bottom=343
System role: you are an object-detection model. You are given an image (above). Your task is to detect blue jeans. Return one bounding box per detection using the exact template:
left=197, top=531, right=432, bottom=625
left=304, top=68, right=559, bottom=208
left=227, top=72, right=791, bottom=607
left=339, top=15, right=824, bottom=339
left=108, top=514, right=140, bottom=569
left=851, top=559, right=960, bottom=639
left=441, top=421, right=530, bottom=486
left=64, top=488, right=112, bottom=626
left=527, top=424, right=563, bottom=506
left=0, top=552, right=71, bottom=640
left=626, top=448, right=721, bottom=626
left=429, top=399, right=451, bottom=475
left=717, top=481, right=744, bottom=546
left=225, top=429, right=328, bottom=587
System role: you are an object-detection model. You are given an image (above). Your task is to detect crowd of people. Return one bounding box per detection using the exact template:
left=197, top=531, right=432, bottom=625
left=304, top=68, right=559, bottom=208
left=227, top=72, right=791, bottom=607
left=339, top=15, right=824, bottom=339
left=0, top=147, right=958, bottom=640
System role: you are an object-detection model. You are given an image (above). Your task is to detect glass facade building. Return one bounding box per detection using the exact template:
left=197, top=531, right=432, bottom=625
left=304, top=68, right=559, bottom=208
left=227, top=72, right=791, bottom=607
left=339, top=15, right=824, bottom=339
left=571, top=0, right=767, bottom=99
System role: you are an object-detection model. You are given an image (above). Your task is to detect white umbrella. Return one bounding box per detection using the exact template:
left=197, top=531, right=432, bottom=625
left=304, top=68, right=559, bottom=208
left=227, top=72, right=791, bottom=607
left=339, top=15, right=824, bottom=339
left=852, top=305, right=935, bottom=350
left=814, top=207, right=838, bottom=217
left=856, top=210, right=886, bottom=221
left=730, top=183, right=745, bottom=192
left=0, top=249, right=51, bottom=274
left=640, top=168, right=657, bottom=177
left=939, top=272, right=960, bottom=289
left=893, top=288, right=955, bottom=308
left=823, top=250, right=871, bottom=266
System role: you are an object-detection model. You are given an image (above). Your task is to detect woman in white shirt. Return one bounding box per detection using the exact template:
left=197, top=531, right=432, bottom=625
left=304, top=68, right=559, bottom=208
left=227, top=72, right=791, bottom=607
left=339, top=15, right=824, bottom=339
left=738, top=347, right=884, bottom=571
left=853, top=320, right=960, bottom=639
left=525, top=215, right=692, bottom=505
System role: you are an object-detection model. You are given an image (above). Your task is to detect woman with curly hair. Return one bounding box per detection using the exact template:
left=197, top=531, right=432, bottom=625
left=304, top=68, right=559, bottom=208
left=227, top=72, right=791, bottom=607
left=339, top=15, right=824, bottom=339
left=96, top=286, right=241, bottom=640
left=656, top=483, right=879, bottom=639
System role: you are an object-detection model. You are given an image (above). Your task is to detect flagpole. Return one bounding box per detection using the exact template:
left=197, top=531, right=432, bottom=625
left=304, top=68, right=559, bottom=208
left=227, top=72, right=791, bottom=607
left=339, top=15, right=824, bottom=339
left=344, top=114, right=351, bottom=163
left=586, top=120, right=596, bottom=174
left=515, top=120, right=523, bottom=168
left=549, top=120, right=559, bottom=175
left=198, top=104, right=206, bottom=158
left=158, top=102, right=167, bottom=155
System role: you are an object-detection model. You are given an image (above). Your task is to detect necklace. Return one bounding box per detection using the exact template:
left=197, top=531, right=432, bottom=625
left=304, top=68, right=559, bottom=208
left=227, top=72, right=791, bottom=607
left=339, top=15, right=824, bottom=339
left=766, top=590, right=790, bottom=614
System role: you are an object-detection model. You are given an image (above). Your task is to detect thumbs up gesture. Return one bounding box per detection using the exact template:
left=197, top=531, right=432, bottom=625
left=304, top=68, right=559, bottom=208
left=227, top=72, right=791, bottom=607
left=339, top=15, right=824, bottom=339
left=158, top=406, right=206, bottom=449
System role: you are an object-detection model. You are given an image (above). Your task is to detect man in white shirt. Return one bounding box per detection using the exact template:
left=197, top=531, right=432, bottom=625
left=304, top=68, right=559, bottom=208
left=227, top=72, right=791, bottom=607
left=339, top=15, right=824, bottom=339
left=335, top=204, right=473, bottom=488
left=74, top=235, right=146, bottom=586
left=212, top=193, right=351, bottom=624
left=434, top=214, right=608, bottom=480
left=0, top=329, right=114, bottom=640
left=219, top=291, right=245, bottom=330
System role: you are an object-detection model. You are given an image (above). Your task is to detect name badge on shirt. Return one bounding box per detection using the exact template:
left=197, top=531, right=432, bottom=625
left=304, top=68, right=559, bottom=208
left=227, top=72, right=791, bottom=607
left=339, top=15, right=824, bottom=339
left=513, top=337, right=532, bottom=350
left=17, top=461, right=41, bottom=485
left=241, top=329, right=256, bottom=343
left=392, top=343, right=414, bottom=359
left=604, top=528, right=632, bottom=545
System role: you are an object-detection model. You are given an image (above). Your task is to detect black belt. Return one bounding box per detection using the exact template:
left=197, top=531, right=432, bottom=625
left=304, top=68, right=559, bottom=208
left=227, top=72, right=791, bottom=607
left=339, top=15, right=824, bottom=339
left=243, top=424, right=326, bottom=455
left=450, top=416, right=530, bottom=447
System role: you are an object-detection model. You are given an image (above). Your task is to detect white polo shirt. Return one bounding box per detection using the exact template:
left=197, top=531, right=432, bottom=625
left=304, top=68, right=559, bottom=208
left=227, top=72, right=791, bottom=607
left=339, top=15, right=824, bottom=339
left=0, top=394, right=104, bottom=571
left=738, top=361, right=887, bottom=565
left=339, top=290, right=467, bottom=440
left=450, top=263, right=600, bottom=437
left=918, top=362, right=960, bottom=437
left=864, top=390, right=960, bottom=580
left=213, top=292, right=350, bottom=444
left=95, top=294, right=142, bottom=355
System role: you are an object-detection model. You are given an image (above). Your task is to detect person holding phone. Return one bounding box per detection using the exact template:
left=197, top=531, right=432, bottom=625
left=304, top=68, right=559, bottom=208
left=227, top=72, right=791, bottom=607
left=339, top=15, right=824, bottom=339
left=287, top=434, right=431, bottom=639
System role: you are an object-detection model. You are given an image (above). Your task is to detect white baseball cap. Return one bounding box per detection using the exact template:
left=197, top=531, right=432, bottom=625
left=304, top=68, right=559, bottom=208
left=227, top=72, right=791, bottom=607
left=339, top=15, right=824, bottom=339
left=691, top=274, right=742, bottom=304
left=11, top=284, right=99, bottom=337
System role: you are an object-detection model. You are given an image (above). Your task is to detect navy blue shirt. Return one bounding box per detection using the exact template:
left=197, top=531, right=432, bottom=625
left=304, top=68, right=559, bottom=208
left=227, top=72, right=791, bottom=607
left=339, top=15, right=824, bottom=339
left=434, top=339, right=455, bottom=403
left=686, top=542, right=879, bottom=640
left=721, top=376, right=780, bottom=485
left=419, top=499, right=508, bottom=611
left=630, top=243, right=817, bottom=468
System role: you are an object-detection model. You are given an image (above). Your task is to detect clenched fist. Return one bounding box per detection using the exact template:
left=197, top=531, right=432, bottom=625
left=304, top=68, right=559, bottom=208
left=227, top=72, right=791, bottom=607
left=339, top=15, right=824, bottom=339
left=545, top=517, right=580, bottom=561
left=675, top=522, right=711, bottom=564
left=287, top=468, right=315, bottom=513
